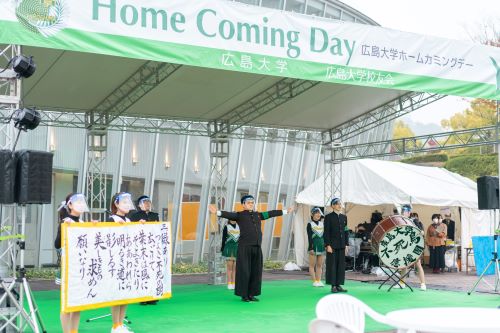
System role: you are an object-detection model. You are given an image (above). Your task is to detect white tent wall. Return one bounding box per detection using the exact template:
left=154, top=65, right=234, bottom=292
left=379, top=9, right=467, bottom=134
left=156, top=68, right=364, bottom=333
left=460, top=208, right=496, bottom=271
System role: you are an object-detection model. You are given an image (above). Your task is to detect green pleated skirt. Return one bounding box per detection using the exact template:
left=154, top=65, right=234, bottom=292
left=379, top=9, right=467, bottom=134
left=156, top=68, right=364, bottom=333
left=222, top=241, right=238, bottom=259
left=311, top=237, right=325, bottom=255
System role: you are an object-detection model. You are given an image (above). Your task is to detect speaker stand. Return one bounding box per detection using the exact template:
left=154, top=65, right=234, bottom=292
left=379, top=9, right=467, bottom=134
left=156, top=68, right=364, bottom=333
left=0, top=206, right=47, bottom=332
left=467, top=210, right=500, bottom=295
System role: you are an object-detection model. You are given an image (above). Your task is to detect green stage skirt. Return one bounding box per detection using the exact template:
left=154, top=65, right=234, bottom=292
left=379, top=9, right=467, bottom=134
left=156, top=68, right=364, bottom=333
left=222, top=241, right=238, bottom=259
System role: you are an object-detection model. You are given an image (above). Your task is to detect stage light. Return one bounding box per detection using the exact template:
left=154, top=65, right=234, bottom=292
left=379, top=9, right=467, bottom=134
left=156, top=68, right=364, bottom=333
left=12, top=108, right=41, bottom=131
left=11, top=55, right=36, bottom=79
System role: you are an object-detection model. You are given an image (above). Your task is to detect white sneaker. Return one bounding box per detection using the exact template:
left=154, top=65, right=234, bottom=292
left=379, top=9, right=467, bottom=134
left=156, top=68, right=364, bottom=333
left=121, top=325, right=134, bottom=333
left=420, top=283, right=427, bottom=291
left=230, top=284, right=235, bottom=290
left=317, top=281, right=324, bottom=287
left=227, top=284, right=232, bottom=289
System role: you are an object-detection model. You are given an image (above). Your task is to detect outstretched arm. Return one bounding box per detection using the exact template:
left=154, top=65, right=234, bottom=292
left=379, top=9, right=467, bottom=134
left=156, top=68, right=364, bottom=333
left=208, top=205, right=238, bottom=221
left=258, top=206, right=294, bottom=220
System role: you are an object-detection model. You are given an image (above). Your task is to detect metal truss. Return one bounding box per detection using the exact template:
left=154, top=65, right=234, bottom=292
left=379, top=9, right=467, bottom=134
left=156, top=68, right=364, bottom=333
left=0, top=108, right=323, bottom=144
left=0, top=44, right=21, bottom=280
left=323, top=92, right=446, bottom=144
left=323, top=135, right=342, bottom=210
left=82, top=60, right=181, bottom=218
left=210, top=78, right=320, bottom=135
left=332, top=125, right=498, bottom=161
left=89, top=61, right=182, bottom=126
left=207, top=124, right=229, bottom=285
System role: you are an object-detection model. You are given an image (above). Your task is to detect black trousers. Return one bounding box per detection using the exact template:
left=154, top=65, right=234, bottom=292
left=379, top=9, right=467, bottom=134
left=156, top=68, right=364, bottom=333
left=325, top=249, right=346, bottom=286
left=429, top=245, right=445, bottom=269
left=235, top=245, right=263, bottom=298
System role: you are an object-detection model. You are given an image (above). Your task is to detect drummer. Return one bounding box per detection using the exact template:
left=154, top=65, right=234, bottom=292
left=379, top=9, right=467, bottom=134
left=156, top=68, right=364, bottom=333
left=401, top=205, right=427, bottom=291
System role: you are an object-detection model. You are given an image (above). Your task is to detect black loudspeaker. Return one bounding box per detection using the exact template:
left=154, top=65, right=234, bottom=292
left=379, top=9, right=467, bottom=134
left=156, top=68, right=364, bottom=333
left=477, top=176, right=499, bottom=210
left=0, top=150, right=17, bottom=204
left=14, top=150, right=53, bottom=204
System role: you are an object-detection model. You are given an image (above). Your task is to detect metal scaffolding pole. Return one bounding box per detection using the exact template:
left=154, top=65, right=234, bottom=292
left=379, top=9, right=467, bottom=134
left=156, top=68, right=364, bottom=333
left=85, top=112, right=108, bottom=221
left=0, top=44, right=21, bottom=281
left=322, top=131, right=342, bottom=212
left=207, top=122, right=230, bottom=284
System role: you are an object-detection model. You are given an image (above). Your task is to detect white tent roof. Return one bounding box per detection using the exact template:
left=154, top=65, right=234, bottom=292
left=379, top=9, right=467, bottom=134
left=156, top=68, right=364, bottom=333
left=296, top=159, right=478, bottom=209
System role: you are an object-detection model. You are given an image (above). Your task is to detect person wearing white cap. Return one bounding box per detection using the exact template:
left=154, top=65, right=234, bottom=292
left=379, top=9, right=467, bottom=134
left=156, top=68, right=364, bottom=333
left=307, top=207, right=325, bottom=287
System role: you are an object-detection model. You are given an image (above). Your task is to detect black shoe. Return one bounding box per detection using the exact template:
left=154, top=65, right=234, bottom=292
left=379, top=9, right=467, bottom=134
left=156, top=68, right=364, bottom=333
left=249, top=296, right=259, bottom=302
left=139, top=302, right=149, bottom=305
left=148, top=300, right=159, bottom=305
left=330, top=286, right=338, bottom=293
left=241, top=297, right=250, bottom=302
left=336, top=286, right=348, bottom=293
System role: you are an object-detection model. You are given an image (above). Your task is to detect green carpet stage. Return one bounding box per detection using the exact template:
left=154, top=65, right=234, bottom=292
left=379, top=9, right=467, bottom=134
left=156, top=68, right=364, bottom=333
left=34, top=280, right=499, bottom=333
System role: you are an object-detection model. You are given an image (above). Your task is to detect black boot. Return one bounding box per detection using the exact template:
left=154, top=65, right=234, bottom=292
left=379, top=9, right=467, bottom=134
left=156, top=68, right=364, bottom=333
left=330, top=286, right=338, bottom=293
left=336, top=285, right=348, bottom=292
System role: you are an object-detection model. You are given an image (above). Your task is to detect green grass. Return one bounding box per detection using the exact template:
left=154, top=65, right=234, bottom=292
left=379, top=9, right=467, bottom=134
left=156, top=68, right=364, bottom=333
left=32, top=280, right=500, bottom=333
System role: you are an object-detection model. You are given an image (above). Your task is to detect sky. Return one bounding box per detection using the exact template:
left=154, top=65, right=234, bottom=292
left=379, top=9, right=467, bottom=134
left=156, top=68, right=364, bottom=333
left=340, top=0, right=500, bottom=133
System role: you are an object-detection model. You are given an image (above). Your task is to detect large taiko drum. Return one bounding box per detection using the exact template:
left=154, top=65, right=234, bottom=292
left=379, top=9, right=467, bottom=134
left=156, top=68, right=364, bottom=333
left=371, top=215, right=425, bottom=269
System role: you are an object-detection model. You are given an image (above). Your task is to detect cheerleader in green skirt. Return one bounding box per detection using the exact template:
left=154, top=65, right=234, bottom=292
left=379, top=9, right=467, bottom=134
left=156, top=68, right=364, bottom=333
left=221, top=220, right=240, bottom=290
left=307, top=207, right=325, bottom=287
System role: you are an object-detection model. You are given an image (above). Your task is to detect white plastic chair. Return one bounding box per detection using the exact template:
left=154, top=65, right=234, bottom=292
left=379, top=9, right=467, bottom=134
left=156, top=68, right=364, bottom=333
left=309, top=318, right=358, bottom=333
left=315, top=294, right=390, bottom=333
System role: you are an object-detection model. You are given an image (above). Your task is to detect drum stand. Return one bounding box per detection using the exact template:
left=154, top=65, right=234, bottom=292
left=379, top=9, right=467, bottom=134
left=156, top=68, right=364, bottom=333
left=378, top=264, right=414, bottom=292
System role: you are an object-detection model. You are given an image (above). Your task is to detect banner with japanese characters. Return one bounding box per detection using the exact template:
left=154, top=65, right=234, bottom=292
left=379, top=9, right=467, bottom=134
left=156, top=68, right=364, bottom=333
left=0, top=0, right=499, bottom=99
left=61, top=222, right=171, bottom=313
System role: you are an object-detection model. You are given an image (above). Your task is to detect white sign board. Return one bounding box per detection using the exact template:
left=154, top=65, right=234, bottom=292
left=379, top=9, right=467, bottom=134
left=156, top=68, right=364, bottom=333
left=61, top=222, right=171, bottom=312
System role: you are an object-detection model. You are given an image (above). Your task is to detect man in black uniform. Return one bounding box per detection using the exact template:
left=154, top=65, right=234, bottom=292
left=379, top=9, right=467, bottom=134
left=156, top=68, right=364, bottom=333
left=129, top=195, right=159, bottom=222
left=324, top=197, right=349, bottom=293
left=129, top=195, right=160, bottom=305
left=442, top=213, right=455, bottom=241
left=209, top=195, right=292, bottom=302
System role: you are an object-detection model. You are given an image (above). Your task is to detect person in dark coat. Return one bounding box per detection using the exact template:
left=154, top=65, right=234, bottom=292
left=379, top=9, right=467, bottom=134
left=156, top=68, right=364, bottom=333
left=442, top=214, right=455, bottom=241
left=209, top=195, right=293, bottom=302
left=129, top=195, right=160, bottom=305
left=323, top=197, right=349, bottom=293
left=129, top=195, right=159, bottom=222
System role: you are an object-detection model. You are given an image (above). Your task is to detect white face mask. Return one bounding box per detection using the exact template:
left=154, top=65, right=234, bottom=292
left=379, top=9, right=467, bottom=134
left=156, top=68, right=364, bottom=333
left=432, top=218, right=439, bottom=223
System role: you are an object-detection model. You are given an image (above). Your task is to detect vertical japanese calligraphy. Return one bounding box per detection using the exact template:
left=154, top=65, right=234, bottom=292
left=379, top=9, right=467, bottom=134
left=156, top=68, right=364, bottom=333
left=377, top=226, right=425, bottom=269
left=61, top=222, right=171, bottom=312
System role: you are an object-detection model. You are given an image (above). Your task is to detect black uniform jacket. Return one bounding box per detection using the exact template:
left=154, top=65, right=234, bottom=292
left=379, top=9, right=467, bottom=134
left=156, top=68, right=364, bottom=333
left=219, top=210, right=283, bottom=247
left=129, top=210, right=160, bottom=222
left=323, top=211, right=349, bottom=250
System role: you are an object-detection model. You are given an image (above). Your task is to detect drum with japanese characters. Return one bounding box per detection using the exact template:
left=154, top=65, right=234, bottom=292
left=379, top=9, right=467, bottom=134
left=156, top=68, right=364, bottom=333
left=371, top=215, right=425, bottom=269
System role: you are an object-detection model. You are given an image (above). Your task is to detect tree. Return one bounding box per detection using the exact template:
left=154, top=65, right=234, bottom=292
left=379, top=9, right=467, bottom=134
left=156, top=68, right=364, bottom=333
left=392, top=120, right=415, bottom=139
left=441, top=99, right=496, bottom=130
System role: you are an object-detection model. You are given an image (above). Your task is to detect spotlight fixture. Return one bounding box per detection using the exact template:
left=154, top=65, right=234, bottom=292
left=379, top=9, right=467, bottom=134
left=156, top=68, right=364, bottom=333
left=11, top=55, right=36, bottom=78
left=0, top=55, right=36, bottom=79
left=12, top=108, right=41, bottom=131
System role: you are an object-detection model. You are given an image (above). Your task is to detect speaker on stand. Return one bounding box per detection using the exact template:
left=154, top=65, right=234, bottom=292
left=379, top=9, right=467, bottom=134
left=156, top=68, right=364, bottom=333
left=468, top=176, right=500, bottom=295
left=0, top=150, right=52, bottom=333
